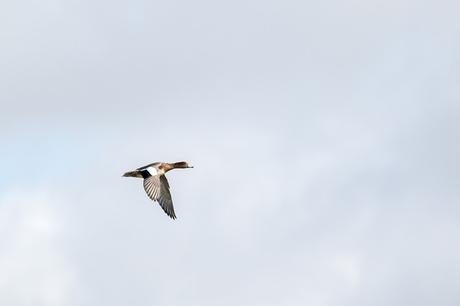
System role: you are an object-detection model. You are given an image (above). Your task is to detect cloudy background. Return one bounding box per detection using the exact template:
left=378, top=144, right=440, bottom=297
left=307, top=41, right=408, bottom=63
left=1, top=0, right=459, bottom=305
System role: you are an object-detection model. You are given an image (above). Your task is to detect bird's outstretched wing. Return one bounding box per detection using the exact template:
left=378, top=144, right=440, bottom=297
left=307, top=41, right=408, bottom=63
left=143, top=175, right=176, bottom=219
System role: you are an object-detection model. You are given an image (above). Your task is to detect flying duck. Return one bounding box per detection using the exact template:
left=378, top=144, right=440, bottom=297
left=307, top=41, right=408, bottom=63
left=123, top=161, right=193, bottom=219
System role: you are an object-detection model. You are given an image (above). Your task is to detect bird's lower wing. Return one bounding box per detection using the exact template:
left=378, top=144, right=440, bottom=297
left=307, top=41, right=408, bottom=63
left=143, top=175, right=176, bottom=219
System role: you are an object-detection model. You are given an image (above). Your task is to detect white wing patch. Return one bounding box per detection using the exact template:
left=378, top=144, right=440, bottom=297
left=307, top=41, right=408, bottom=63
left=147, top=166, right=158, bottom=176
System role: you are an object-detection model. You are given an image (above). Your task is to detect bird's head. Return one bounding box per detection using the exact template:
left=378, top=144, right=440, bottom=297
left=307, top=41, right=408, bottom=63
left=172, top=161, right=194, bottom=169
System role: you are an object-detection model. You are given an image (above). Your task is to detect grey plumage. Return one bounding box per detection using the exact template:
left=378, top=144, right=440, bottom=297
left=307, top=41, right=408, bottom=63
left=143, top=175, right=176, bottom=219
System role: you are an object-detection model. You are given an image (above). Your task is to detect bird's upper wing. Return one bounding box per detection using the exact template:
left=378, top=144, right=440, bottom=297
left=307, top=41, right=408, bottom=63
left=143, top=175, right=176, bottom=219
left=137, top=162, right=160, bottom=171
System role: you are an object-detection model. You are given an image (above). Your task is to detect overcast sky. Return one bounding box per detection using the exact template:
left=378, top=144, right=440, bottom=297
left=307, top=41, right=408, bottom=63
left=1, top=0, right=459, bottom=305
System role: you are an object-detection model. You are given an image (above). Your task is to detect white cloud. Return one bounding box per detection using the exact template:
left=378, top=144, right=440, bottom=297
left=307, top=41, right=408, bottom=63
left=0, top=0, right=459, bottom=305
left=0, top=190, right=75, bottom=306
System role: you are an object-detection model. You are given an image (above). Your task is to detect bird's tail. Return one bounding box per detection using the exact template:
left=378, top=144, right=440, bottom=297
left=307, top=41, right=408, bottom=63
left=122, top=170, right=142, bottom=178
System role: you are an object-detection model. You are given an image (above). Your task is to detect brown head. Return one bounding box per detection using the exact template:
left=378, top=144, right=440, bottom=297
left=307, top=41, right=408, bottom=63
left=172, top=161, right=193, bottom=169
left=160, top=161, right=193, bottom=172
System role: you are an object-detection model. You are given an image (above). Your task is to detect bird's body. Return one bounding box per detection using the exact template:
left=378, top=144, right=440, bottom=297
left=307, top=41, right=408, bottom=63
left=123, top=161, right=193, bottom=219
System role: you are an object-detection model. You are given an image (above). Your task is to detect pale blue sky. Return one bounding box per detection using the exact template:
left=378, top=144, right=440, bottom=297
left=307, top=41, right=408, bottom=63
left=1, top=0, right=459, bottom=305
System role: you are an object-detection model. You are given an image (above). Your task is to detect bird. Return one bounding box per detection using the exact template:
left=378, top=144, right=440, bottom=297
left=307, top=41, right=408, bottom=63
left=123, top=161, right=193, bottom=219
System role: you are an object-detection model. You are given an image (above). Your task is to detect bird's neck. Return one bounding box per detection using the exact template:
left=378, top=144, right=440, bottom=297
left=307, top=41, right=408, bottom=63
left=160, top=162, right=189, bottom=173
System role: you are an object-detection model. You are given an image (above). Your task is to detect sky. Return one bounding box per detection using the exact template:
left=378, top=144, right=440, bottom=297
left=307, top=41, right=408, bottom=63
left=1, top=0, right=459, bottom=305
